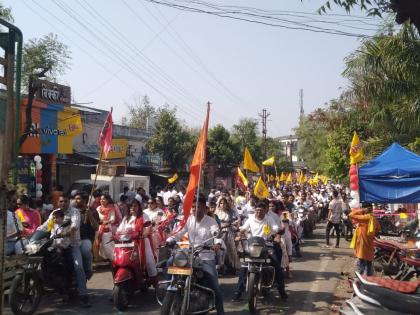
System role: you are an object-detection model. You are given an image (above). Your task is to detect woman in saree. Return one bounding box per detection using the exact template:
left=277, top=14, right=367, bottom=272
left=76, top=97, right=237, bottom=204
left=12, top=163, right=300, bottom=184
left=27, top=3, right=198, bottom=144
left=116, top=199, right=158, bottom=287
left=95, top=194, right=117, bottom=261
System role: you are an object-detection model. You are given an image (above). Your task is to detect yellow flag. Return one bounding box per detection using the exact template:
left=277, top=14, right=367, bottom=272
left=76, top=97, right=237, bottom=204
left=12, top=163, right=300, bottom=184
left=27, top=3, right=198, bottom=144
left=263, top=223, right=271, bottom=237
left=243, top=147, right=260, bottom=172
left=262, top=156, right=275, bottom=166
left=350, top=131, right=363, bottom=165
left=298, top=171, right=304, bottom=184
left=254, top=177, right=269, bottom=199
left=314, top=173, right=319, bottom=183
left=321, top=175, right=328, bottom=185
left=269, top=174, right=275, bottom=182
left=286, top=173, right=292, bottom=183
left=279, top=172, right=286, bottom=181
left=168, top=173, right=178, bottom=184
left=303, top=175, right=307, bottom=183
left=237, top=167, right=248, bottom=187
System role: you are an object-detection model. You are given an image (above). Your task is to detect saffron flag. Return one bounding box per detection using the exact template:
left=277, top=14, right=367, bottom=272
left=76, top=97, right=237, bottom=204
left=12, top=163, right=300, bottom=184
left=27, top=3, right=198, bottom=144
left=98, top=108, right=113, bottom=158
left=237, top=167, right=248, bottom=187
left=168, top=173, right=178, bottom=184
left=254, top=177, right=269, bottom=200
left=262, top=156, right=275, bottom=166
left=173, top=104, right=210, bottom=233
left=243, top=147, right=259, bottom=173
left=350, top=131, right=363, bottom=165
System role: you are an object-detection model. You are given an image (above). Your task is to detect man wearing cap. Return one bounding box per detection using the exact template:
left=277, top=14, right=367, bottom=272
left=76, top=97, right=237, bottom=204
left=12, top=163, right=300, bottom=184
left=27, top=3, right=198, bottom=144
left=349, top=202, right=381, bottom=276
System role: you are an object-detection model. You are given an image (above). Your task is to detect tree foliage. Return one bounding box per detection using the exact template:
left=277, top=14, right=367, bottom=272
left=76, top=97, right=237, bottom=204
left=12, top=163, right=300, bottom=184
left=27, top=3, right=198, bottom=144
left=316, top=0, right=420, bottom=32
left=124, top=95, right=156, bottom=129
left=231, top=118, right=261, bottom=160
left=22, top=33, right=71, bottom=90
left=295, top=23, right=420, bottom=181
left=147, top=106, right=195, bottom=171
left=207, top=125, right=240, bottom=172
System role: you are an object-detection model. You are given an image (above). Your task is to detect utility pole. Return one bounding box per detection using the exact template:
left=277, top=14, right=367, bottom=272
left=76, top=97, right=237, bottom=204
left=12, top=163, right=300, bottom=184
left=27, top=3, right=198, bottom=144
left=258, top=108, right=270, bottom=158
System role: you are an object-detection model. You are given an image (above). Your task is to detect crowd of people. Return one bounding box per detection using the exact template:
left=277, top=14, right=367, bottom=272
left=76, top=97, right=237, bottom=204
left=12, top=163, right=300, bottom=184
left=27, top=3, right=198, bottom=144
left=4, top=180, right=354, bottom=313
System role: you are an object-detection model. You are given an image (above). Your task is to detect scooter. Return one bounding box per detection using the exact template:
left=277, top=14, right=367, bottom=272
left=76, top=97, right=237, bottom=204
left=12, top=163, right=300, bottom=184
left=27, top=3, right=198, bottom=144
left=112, top=225, right=153, bottom=311
left=340, top=272, right=420, bottom=315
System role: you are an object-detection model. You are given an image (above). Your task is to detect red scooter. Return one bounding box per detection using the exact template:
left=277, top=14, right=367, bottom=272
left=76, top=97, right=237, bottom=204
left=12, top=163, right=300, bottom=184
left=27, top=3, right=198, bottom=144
left=112, top=228, right=151, bottom=311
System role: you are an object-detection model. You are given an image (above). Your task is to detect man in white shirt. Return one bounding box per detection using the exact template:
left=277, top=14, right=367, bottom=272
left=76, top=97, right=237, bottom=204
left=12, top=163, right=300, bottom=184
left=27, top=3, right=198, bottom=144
left=326, top=190, right=343, bottom=248
left=232, top=201, right=288, bottom=301
left=167, top=195, right=225, bottom=315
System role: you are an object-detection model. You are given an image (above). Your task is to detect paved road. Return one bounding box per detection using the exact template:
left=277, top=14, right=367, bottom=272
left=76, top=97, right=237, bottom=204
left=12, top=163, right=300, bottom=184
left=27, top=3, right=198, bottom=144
left=4, top=223, right=352, bottom=315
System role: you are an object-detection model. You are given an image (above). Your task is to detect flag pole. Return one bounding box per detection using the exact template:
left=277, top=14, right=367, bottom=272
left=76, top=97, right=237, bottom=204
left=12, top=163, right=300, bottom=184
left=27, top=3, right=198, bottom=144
left=87, top=147, right=104, bottom=223
left=187, top=102, right=210, bottom=313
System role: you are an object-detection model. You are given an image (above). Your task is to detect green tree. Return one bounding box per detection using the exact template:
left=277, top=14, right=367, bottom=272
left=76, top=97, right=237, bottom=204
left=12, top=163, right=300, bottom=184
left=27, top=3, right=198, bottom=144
left=324, top=127, right=351, bottom=182
left=294, top=114, right=329, bottom=174
left=22, top=33, right=71, bottom=90
left=147, top=106, right=194, bottom=171
left=207, top=124, right=240, bottom=172
left=315, top=1, right=420, bottom=32
left=343, top=24, right=420, bottom=144
left=231, top=118, right=261, bottom=161
left=124, top=95, right=156, bottom=129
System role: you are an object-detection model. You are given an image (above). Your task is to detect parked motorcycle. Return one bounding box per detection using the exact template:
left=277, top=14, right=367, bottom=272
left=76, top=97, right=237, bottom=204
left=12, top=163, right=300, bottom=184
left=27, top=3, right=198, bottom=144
left=112, top=227, right=153, bottom=311
left=158, top=233, right=218, bottom=315
left=340, top=272, right=420, bottom=315
left=239, top=236, right=275, bottom=314
left=9, top=221, right=73, bottom=315
left=373, top=238, right=406, bottom=276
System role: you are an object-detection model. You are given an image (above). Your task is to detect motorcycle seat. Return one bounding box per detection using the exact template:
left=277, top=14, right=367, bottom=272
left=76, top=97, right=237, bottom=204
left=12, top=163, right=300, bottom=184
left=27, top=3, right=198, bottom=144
left=365, top=276, right=420, bottom=294
left=357, top=282, right=420, bottom=314
left=402, top=256, right=420, bottom=268
left=374, top=239, right=399, bottom=251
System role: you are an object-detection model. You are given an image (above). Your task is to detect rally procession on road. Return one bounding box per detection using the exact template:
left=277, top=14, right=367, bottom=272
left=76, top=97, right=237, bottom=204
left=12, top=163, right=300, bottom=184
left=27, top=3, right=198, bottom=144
left=1, top=1, right=420, bottom=315
left=2, top=103, right=420, bottom=315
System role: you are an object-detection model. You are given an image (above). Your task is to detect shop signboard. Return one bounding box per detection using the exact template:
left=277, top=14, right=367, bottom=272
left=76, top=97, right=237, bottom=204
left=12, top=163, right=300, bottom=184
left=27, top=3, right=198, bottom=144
left=20, top=100, right=82, bottom=154
left=104, top=138, right=128, bottom=160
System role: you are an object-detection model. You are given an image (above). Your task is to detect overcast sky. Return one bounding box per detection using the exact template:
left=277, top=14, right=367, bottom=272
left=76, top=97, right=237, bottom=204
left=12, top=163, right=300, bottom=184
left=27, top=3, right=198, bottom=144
left=5, top=0, right=381, bottom=136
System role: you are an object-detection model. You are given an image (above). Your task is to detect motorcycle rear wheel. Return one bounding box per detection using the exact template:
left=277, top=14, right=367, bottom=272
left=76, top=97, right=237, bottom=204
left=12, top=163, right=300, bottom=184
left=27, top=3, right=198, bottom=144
left=113, top=282, right=130, bottom=311
left=9, top=273, right=42, bottom=315
left=248, top=272, right=258, bottom=314
left=160, top=291, right=183, bottom=315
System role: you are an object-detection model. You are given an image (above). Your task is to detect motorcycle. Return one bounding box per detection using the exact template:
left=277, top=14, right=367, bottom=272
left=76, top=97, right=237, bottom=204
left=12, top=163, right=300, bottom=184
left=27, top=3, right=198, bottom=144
left=158, top=233, right=218, bottom=315
left=296, top=207, right=312, bottom=238
left=8, top=221, right=73, bottom=315
left=373, top=237, right=406, bottom=276
left=340, top=272, right=420, bottom=315
left=112, top=225, right=154, bottom=311
left=238, top=236, right=275, bottom=314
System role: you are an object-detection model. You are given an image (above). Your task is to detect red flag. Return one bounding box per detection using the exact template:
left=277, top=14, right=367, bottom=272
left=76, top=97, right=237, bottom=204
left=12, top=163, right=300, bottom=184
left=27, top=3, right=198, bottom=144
left=173, top=104, right=210, bottom=233
left=98, top=108, right=113, bottom=158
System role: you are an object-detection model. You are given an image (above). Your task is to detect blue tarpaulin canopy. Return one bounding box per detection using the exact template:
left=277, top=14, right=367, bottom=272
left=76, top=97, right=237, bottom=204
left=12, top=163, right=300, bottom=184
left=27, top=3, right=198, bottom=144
left=359, top=143, right=420, bottom=203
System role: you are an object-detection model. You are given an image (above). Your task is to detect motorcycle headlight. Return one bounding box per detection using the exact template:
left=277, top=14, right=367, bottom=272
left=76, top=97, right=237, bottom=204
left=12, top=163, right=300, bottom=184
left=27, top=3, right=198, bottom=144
left=173, top=250, right=189, bottom=267
left=120, top=234, right=131, bottom=242
left=248, top=245, right=263, bottom=258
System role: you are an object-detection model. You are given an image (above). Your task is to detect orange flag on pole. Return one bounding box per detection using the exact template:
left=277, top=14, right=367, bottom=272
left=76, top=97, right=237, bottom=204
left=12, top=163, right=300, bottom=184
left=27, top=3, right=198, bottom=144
left=173, top=104, right=210, bottom=233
